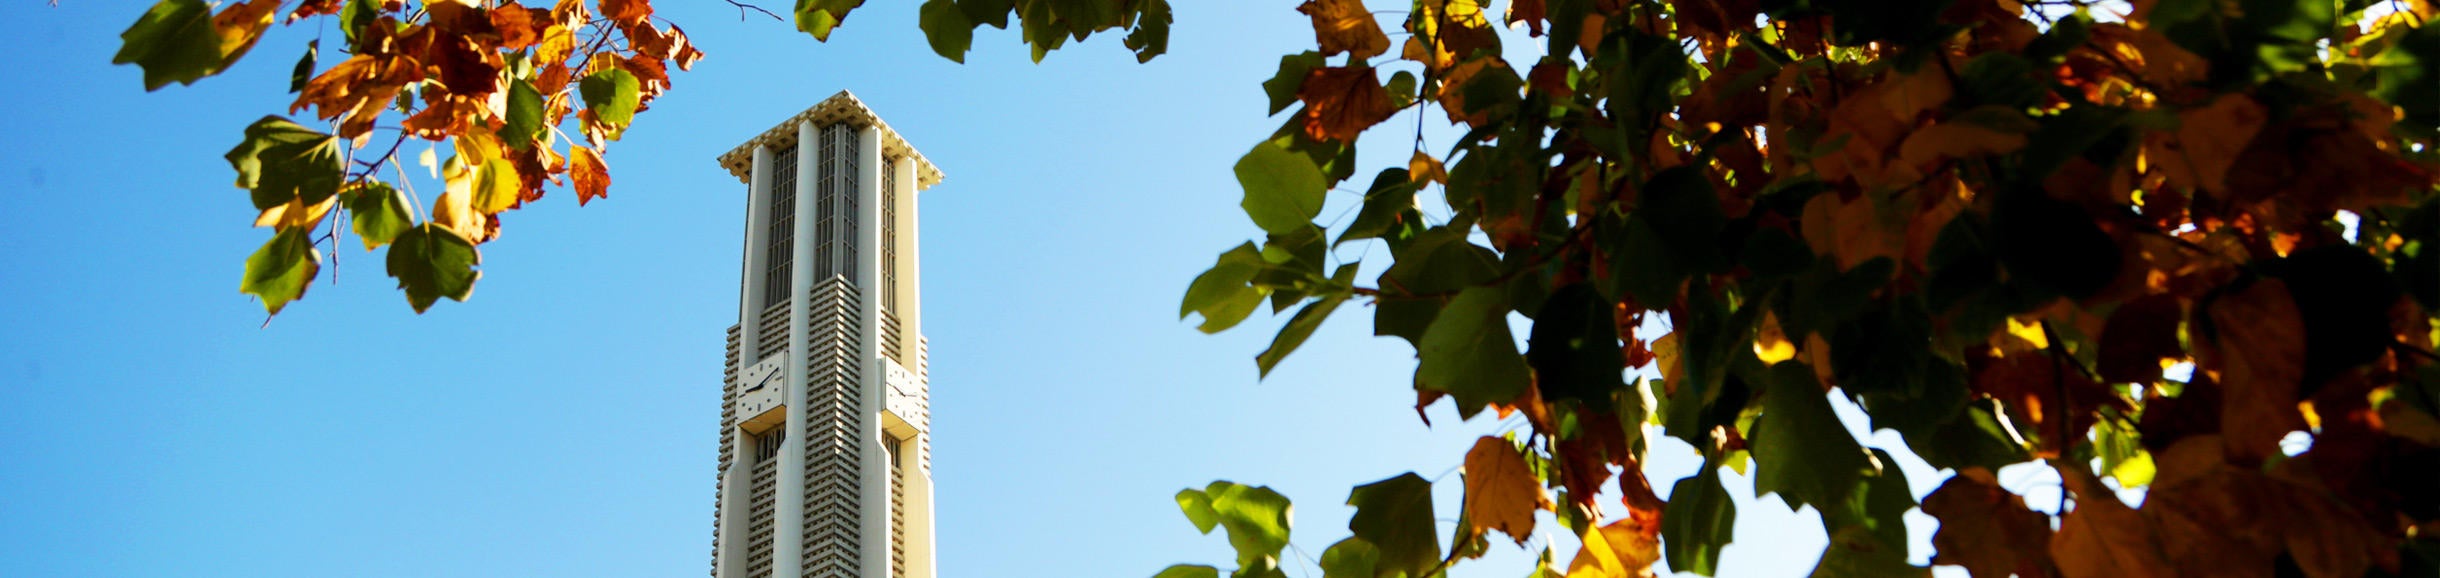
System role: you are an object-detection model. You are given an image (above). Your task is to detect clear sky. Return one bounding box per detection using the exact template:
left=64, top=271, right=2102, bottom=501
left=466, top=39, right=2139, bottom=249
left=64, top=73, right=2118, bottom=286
left=0, top=2, right=2018, bottom=577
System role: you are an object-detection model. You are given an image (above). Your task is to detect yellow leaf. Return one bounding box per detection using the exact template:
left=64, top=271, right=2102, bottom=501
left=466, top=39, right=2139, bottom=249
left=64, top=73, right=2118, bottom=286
left=1565, top=517, right=1661, bottom=578
left=252, top=194, right=336, bottom=230
left=1299, top=0, right=1390, bottom=60
left=434, top=156, right=494, bottom=244
left=1463, top=436, right=1549, bottom=546
left=473, top=158, right=521, bottom=214
left=1800, top=191, right=1902, bottom=272
left=1652, top=332, right=1682, bottom=396
left=570, top=145, right=610, bottom=206
left=212, top=0, right=280, bottom=63
left=1410, top=150, right=1448, bottom=185
left=1753, top=311, right=1795, bottom=364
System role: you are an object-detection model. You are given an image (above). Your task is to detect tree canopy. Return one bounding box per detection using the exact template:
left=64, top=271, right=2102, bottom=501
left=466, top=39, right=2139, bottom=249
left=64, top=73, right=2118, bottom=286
left=111, top=0, right=2440, bottom=576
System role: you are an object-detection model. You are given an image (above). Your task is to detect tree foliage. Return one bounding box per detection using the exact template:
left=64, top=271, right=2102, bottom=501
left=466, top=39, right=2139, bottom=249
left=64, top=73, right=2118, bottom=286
left=113, top=0, right=2440, bottom=575
left=1172, top=0, right=2440, bottom=576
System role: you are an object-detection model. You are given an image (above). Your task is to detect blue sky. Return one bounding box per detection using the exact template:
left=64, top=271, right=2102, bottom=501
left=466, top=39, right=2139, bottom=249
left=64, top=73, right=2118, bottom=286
left=0, top=2, right=2013, bottom=577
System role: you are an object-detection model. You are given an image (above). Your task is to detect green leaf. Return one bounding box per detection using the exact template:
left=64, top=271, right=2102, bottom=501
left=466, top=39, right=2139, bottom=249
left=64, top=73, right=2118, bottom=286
left=387, top=225, right=481, bottom=314
left=794, top=0, right=865, bottom=41
left=1176, top=488, right=1221, bottom=534
left=1203, top=481, right=1294, bottom=570
left=346, top=182, right=413, bottom=251
left=1338, top=169, right=1421, bottom=248
left=1663, top=464, right=1737, bottom=576
left=113, top=0, right=225, bottom=91
left=1263, top=52, right=1327, bottom=116
left=1528, top=283, right=1626, bottom=410
left=503, top=79, right=545, bottom=151
left=1634, top=166, right=1726, bottom=273
left=1346, top=473, right=1439, bottom=578
left=1419, top=286, right=1531, bottom=418
left=1316, top=538, right=1379, bottom=578
left=1900, top=398, right=2031, bottom=472
left=1181, top=243, right=1271, bottom=333
left=224, top=116, right=345, bottom=210
left=2094, top=415, right=2155, bottom=488
left=1234, top=141, right=1327, bottom=235
left=338, top=0, right=377, bottom=50
left=580, top=68, right=641, bottom=130
left=1152, top=565, right=1219, bottom=578
left=1810, top=525, right=1929, bottom=578
left=1256, top=293, right=1346, bottom=378
left=956, top=0, right=1012, bottom=28
left=918, top=0, right=974, bottom=63
left=242, top=227, right=321, bottom=316
left=1819, top=448, right=1916, bottom=562
left=1384, top=71, right=1417, bottom=109
left=289, top=40, right=317, bottom=94
left=474, top=158, right=521, bottom=214
left=1376, top=228, right=1503, bottom=348
left=1750, top=361, right=1874, bottom=512
left=1123, top=0, right=1172, bottom=63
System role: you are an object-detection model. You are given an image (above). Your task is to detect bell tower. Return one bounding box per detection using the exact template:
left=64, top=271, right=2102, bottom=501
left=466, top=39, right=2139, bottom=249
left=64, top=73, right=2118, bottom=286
left=710, top=91, right=939, bottom=578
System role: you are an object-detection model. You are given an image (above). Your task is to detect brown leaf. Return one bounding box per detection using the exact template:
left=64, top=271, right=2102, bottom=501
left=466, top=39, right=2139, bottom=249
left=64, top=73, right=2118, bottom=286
left=1404, top=0, right=1499, bottom=74
left=1898, top=120, right=2028, bottom=172
left=1966, top=343, right=2121, bottom=454
left=2224, top=106, right=2432, bottom=229
left=2145, top=94, right=2266, bottom=197
left=1297, top=66, right=1396, bottom=142
left=291, top=24, right=424, bottom=141
left=1924, top=470, right=2057, bottom=578
left=1299, top=0, right=1390, bottom=60
left=1410, top=151, right=1448, bottom=185
left=287, top=0, right=343, bottom=23
left=2097, top=294, right=2185, bottom=383
left=1812, top=83, right=1920, bottom=189
left=2197, top=277, right=2307, bottom=465
left=1463, top=436, right=1550, bottom=545
left=1437, top=57, right=1515, bottom=127
left=1506, top=0, right=1546, bottom=36
left=1671, top=0, right=1760, bottom=42
left=2050, top=463, right=2176, bottom=578
left=570, top=145, right=609, bottom=206
left=667, top=25, right=704, bottom=71
left=429, top=34, right=502, bottom=97
left=599, top=0, right=651, bottom=27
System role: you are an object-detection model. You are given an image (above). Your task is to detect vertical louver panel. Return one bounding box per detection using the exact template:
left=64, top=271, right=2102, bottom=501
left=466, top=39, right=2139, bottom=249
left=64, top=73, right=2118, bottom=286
left=887, top=436, right=906, bottom=578
left=757, top=303, right=789, bottom=361
left=801, top=277, right=864, bottom=578
left=716, top=324, right=742, bottom=576
left=764, top=145, right=797, bottom=309
left=746, top=444, right=779, bottom=578
left=837, top=126, right=860, bottom=284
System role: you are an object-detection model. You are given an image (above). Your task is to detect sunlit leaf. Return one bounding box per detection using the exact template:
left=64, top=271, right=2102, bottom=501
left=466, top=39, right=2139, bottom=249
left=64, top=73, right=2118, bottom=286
left=241, top=226, right=321, bottom=316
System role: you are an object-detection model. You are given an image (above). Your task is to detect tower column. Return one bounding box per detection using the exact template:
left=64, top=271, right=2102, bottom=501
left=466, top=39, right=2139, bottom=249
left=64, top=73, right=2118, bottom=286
left=717, top=144, right=776, bottom=578
left=775, top=120, right=820, bottom=577
left=854, top=124, right=889, bottom=578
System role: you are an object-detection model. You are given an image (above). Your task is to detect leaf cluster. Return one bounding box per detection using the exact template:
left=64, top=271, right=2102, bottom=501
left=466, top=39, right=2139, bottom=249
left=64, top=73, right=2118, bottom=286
left=1176, top=0, right=2440, bottom=576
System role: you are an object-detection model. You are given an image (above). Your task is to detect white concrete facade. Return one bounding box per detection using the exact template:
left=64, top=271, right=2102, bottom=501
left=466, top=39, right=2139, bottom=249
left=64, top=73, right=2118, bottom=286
left=713, top=91, right=939, bottom=578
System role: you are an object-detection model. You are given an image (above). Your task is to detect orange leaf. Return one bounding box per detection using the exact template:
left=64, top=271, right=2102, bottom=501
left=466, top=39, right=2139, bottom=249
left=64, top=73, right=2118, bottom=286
left=1462, top=436, right=1549, bottom=546
left=1898, top=119, right=2029, bottom=171
left=1298, top=0, right=1390, bottom=60
left=2197, top=278, right=2307, bottom=465
left=1799, top=191, right=1902, bottom=273
left=1923, top=469, right=2056, bottom=578
left=1297, top=66, right=1396, bottom=142
left=570, top=145, right=609, bottom=206
left=667, top=24, right=704, bottom=71
left=491, top=5, right=544, bottom=51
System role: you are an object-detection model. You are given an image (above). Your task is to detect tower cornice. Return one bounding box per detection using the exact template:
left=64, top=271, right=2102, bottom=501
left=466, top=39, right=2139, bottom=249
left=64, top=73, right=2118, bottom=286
left=716, top=90, right=943, bottom=190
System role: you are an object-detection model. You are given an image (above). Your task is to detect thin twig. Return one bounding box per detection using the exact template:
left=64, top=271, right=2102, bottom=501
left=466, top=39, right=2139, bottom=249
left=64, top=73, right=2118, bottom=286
left=722, top=0, right=783, bottom=22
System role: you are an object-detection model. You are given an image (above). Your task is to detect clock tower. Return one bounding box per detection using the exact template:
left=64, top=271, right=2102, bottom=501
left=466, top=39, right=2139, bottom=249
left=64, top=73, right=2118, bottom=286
left=710, top=91, right=939, bottom=578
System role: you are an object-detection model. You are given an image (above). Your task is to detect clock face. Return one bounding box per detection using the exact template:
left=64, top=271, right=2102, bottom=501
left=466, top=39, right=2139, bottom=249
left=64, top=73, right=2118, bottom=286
left=742, top=356, right=785, bottom=392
